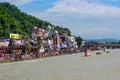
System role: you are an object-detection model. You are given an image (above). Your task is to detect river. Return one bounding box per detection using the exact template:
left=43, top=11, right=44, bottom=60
left=0, top=49, right=120, bottom=80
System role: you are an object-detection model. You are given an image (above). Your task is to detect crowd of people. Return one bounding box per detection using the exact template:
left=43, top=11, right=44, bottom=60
left=0, top=48, right=83, bottom=63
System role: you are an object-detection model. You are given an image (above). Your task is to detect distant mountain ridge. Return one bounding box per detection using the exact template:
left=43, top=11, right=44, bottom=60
left=84, top=38, right=119, bottom=43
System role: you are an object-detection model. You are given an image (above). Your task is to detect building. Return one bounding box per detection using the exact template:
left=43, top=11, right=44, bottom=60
left=66, top=36, right=78, bottom=48
left=31, top=27, right=45, bottom=38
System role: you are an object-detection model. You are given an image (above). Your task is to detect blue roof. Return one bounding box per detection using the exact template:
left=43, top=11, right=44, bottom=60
left=60, top=45, right=67, bottom=49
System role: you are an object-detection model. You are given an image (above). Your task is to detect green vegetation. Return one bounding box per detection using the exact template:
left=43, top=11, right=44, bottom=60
left=75, top=36, right=83, bottom=47
left=44, top=36, right=53, bottom=40
left=37, top=36, right=43, bottom=53
left=0, top=2, right=83, bottom=47
left=24, top=36, right=31, bottom=54
left=0, top=2, right=71, bottom=38
left=9, top=38, right=15, bottom=47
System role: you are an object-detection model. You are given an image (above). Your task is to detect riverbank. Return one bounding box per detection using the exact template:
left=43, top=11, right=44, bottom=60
left=0, top=49, right=120, bottom=80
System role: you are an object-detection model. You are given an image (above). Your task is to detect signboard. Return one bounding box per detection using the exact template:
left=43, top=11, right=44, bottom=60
left=10, top=33, right=20, bottom=39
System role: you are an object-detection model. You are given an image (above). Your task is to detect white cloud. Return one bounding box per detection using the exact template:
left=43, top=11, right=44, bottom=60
left=28, top=0, right=120, bottom=39
left=28, top=0, right=120, bottom=21
left=46, top=0, right=120, bottom=17
left=73, top=26, right=120, bottom=39
left=0, top=0, right=34, bottom=6
left=2, top=0, right=119, bottom=39
left=29, top=0, right=120, bottom=27
left=105, top=0, right=118, bottom=2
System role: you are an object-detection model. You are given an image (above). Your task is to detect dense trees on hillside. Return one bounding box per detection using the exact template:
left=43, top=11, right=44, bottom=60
left=0, top=2, right=71, bottom=38
left=0, top=2, right=83, bottom=46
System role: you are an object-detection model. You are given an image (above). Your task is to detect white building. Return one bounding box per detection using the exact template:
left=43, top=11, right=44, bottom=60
left=66, top=36, right=78, bottom=48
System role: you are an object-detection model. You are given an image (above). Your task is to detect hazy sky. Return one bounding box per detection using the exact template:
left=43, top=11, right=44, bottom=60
left=1, top=0, right=120, bottom=39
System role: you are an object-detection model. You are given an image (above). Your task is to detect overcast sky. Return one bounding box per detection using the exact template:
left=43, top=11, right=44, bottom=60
left=1, top=0, right=120, bottom=39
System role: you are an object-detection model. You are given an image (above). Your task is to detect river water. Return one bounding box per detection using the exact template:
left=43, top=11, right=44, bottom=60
left=0, top=49, right=120, bottom=80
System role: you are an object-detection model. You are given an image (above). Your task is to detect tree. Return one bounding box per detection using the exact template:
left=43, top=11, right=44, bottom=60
left=37, top=37, right=43, bottom=53
left=24, top=36, right=31, bottom=54
left=8, top=38, right=15, bottom=54
left=9, top=38, right=15, bottom=47
left=44, top=36, right=53, bottom=40
left=75, top=36, right=83, bottom=47
left=0, top=2, right=72, bottom=38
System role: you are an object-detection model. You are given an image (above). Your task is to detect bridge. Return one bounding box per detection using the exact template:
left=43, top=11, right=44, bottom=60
left=100, top=44, right=120, bottom=48
left=83, top=44, right=120, bottom=49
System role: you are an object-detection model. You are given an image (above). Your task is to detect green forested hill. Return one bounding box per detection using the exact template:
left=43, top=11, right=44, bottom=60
left=0, top=2, right=71, bottom=38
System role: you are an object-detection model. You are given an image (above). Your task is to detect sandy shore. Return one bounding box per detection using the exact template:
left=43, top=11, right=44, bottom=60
left=0, top=49, right=120, bottom=80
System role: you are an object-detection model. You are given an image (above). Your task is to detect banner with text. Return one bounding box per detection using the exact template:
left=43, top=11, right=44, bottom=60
left=10, top=33, right=20, bottom=39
